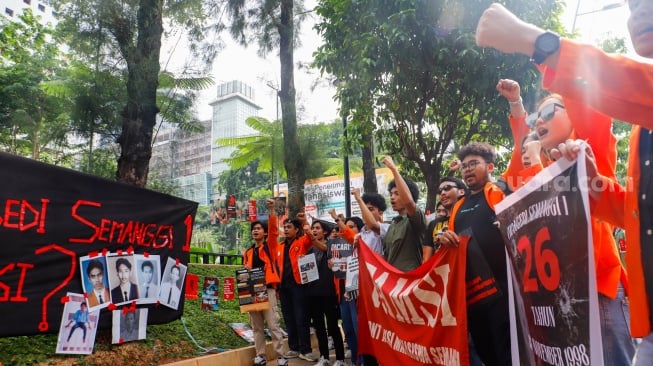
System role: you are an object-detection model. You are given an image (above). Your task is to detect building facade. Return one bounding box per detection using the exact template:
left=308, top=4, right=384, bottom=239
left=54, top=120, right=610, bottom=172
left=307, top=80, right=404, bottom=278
left=1, top=0, right=58, bottom=24
left=150, top=80, right=261, bottom=205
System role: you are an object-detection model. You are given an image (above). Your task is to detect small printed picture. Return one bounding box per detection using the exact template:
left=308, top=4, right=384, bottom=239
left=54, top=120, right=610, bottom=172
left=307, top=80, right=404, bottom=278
left=134, top=254, right=161, bottom=304
left=157, top=257, right=187, bottom=310
left=201, top=276, right=220, bottom=311
left=79, top=255, right=111, bottom=311
left=106, top=254, right=139, bottom=305
left=112, top=308, right=148, bottom=344
left=56, top=292, right=100, bottom=354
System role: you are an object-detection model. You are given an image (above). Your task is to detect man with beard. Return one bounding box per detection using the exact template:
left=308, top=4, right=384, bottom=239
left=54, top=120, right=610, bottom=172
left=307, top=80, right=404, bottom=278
left=439, top=142, right=509, bottom=366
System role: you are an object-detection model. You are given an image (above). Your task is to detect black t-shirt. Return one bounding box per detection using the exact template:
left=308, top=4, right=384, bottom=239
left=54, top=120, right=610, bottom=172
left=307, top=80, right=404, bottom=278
left=305, top=247, right=336, bottom=297
left=281, top=240, right=295, bottom=287
left=424, top=216, right=449, bottom=248
left=454, top=190, right=507, bottom=289
left=251, top=245, right=266, bottom=270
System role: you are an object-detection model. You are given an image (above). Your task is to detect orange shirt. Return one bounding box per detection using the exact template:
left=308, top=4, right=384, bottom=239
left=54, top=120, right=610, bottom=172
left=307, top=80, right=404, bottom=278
left=539, top=38, right=650, bottom=335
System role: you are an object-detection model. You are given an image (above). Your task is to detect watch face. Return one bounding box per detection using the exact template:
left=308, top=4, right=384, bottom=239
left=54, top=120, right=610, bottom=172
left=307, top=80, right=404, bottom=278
left=537, top=33, right=560, bottom=53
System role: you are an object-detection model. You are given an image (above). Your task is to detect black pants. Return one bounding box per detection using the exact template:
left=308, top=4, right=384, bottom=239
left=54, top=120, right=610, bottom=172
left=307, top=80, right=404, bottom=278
left=308, top=295, right=345, bottom=360
left=279, top=285, right=311, bottom=354
left=468, top=296, right=511, bottom=366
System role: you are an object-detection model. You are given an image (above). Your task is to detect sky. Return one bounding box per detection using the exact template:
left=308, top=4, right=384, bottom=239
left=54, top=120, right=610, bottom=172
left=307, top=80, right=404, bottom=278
left=162, top=0, right=634, bottom=125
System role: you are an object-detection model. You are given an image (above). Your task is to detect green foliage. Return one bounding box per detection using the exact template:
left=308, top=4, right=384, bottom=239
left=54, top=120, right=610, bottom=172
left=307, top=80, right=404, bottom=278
left=314, top=0, right=565, bottom=210
left=0, top=9, right=72, bottom=161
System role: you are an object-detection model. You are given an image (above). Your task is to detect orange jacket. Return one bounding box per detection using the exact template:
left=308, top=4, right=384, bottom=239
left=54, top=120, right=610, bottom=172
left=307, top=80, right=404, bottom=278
left=539, top=38, right=651, bottom=335
left=275, top=234, right=313, bottom=285
left=499, top=57, right=625, bottom=301
left=243, top=215, right=281, bottom=286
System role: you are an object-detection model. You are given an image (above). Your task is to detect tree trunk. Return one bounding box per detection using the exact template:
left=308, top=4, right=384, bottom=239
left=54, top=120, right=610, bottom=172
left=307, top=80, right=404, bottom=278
left=278, top=0, right=305, bottom=218
left=424, top=169, right=440, bottom=215
left=116, top=0, right=163, bottom=188
left=361, top=130, right=377, bottom=193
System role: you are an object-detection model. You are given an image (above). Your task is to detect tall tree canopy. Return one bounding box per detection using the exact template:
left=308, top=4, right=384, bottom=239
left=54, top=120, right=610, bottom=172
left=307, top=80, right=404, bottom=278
left=51, top=0, right=222, bottom=187
left=225, top=0, right=309, bottom=216
left=0, top=9, right=71, bottom=162
left=314, top=0, right=566, bottom=210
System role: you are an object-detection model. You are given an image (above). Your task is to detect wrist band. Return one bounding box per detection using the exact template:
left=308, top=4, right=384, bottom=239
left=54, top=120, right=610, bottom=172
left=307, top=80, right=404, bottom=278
left=508, top=96, right=523, bottom=105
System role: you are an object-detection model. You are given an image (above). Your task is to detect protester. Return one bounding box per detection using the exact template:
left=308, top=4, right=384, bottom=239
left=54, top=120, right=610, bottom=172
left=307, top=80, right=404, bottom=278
left=476, top=5, right=638, bottom=364
left=380, top=155, right=426, bottom=272
left=243, top=199, right=287, bottom=366
left=276, top=212, right=317, bottom=362
left=423, top=177, right=466, bottom=259
left=439, top=142, right=509, bottom=366
left=329, top=209, right=365, bottom=366
left=350, top=187, right=389, bottom=256
left=305, top=220, right=346, bottom=366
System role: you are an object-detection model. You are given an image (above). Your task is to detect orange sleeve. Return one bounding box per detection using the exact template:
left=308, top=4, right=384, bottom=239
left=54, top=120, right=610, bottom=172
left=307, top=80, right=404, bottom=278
left=267, top=214, right=279, bottom=256
left=501, top=114, right=530, bottom=190
left=339, top=226, right=356, bottom=244
left=564, top=99, right=617, bottom=179
left=590, top=175, right=626, bottom=229
left=541, top=38, right=653, bottom=129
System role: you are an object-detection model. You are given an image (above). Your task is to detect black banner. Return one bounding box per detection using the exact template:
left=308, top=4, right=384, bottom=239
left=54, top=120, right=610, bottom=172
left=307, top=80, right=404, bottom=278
left=495, top=154, right=601, bottom=365
left=0, top=152, right=197, bottom=336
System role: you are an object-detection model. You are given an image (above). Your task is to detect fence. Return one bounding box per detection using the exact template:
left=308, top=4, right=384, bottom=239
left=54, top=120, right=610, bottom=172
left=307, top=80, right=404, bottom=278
left=189, top=251, right=243, bottom=265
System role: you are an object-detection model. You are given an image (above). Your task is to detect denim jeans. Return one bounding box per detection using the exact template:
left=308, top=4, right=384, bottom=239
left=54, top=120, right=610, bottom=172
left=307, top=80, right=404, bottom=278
left=599, top=284, right=636, bottom=366
left=634, top=332, right=653, bottom=366
left=340, top=299, right=358, bottom=364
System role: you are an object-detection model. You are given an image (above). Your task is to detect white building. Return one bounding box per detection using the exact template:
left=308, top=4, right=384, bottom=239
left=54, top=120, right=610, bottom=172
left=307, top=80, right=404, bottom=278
left=150, top=80, right=262, bottom=205
left=1, top=0, right=58, bottom=24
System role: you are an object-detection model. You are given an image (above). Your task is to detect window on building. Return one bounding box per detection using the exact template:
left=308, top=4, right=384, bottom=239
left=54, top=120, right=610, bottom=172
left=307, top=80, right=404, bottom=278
left=38, top=3, right=45, bottom=12
left=23, top=0, right=31, bottom=5
left=5, top=7, right=14, bottom=16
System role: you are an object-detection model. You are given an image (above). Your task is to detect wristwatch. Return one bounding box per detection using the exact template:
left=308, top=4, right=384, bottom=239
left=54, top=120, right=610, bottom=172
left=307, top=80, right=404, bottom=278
left=531, top=31, right=560, bottom=64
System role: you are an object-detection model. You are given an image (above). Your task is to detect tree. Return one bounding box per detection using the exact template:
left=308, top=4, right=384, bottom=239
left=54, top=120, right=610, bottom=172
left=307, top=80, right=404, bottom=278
left=0, top=9, right=72, bottom=162
left=225, top=0, right=309, bottom=216
left=217, top=117, right=360, bottom=186
left=314, top=0, right=566, bottom=211
left=52, top=0, right=223, bottom=187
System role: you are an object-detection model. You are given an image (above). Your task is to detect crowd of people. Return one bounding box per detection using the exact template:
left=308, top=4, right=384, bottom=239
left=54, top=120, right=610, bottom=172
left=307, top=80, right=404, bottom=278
left=241, top=1, right=653, bottom=365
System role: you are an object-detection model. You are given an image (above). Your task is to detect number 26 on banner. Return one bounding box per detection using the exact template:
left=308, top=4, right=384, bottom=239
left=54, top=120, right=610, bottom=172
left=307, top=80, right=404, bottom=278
left=517, top=227, right=560, bottom=292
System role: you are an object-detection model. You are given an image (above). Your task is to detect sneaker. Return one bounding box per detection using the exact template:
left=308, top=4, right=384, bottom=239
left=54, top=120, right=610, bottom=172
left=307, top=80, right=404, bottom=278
left=332, top=361, right=345, bottom=366
left=284, top=350, right=299, bottom=359
left=344, top=350, right=351, bottom=359
left=300, top=353, right=319, bottom=362
left=277, top=357, right=288, bottom=366
left=313, top=356, right=330, bottom=366
left=254, top=355, right=267, bottom=365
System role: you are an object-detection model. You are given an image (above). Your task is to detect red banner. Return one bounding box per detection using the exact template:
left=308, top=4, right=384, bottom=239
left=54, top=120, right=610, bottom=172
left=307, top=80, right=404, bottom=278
left=357, top=237, right=470, bottom=365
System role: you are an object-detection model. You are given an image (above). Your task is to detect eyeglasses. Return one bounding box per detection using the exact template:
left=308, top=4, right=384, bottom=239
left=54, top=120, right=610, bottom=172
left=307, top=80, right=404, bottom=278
left=460, top=159, right=482, bottom=170
left=526, top=103, right=566, bottom=128
left=438, top=185, right=457, bottom=194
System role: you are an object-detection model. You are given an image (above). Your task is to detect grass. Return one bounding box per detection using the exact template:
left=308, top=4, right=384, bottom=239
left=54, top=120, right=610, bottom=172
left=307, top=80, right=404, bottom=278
left=0, top=264, right=252, bottom=366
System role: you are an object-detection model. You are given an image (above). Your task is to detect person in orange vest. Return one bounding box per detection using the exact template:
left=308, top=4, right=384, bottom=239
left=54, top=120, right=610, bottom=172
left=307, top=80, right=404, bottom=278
left=439, top=142, right=509, bottom=366
left=243, top=199, right=287, bottom=366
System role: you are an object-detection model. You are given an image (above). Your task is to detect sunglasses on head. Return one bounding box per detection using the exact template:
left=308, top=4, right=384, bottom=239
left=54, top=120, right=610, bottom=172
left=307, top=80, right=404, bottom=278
left=438, top=185, right=457, bottom=194
left=526, top=103, right=565, bottom=129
